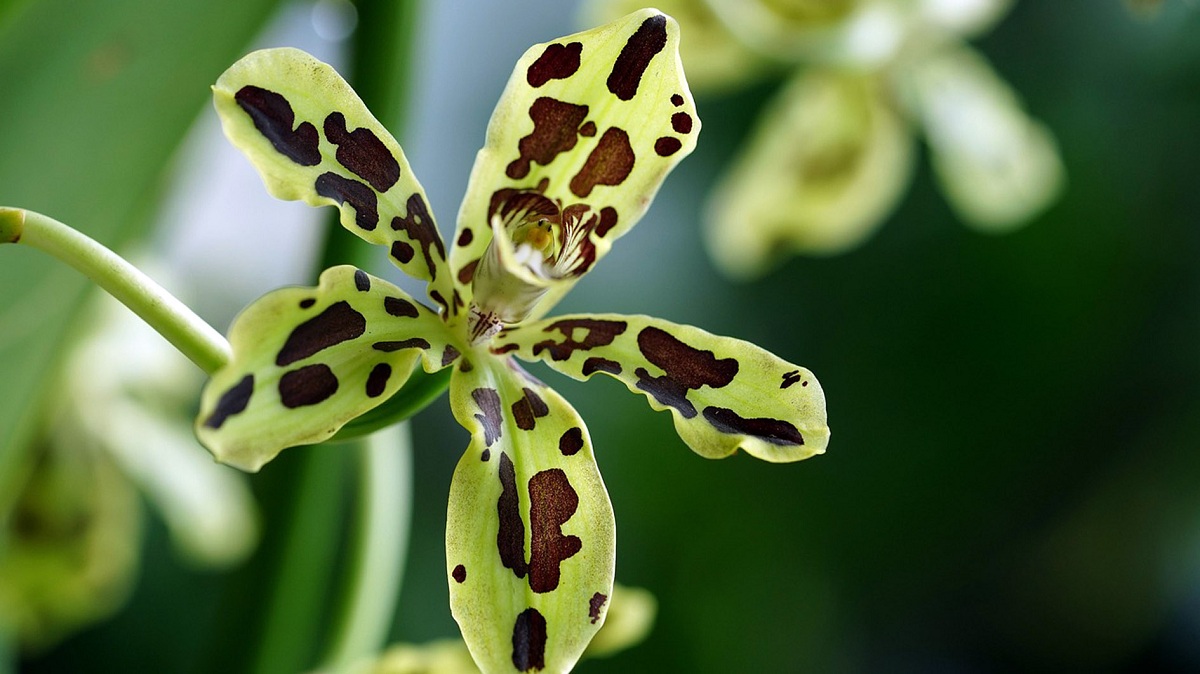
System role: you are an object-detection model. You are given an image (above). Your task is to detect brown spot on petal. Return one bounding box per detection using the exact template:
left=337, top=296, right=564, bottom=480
left=234, top=86, right=320, bottom=166
left=528, top=468, right=582, bottom=593
left=316, top=172, right=379, bottom=230
left=703, top=406, right=805, bottom=446
left=452, top=564, right=467, bottom=583
left=533, top=318, right=627, bottom=361
left=497, top=452, right=529, bottom=578
left=204, top=375, right=254, bottom=429
left=511, top=387, right=550, bottom=431
left=323, top=111, right=401, bottom=192
left=457, top=228, right=473, bottom=247
left=527, top=41, right=582, bottom=87
left=634, top=327, right=739, bottom=418
left=473, top=388, right=504, bottom=447
left=354, top=269, right=371, bottom=291
left=654, top=136, right=682, bottom=157
left=579, top=121, right=596, bottom=137
left=671, top=93, right=684, bottom=106
left=299, top=298, right=316, bottom=309
left=570, top=127, right=634, bottom=198
left=507, top=97, right=590, bottom=180
left=390, top=193, right=445, bottom=280
left=276, top=301, right=366, bottom=367
left=278, top=364, right=339, bottom=408
left=384, top=296, right=419, bottom=318
left=365, top=363, right=391, bottom=398
left=511, top=608, right=547, bottom=673
left=372, top=338, right=431, bottom=352
left=589, top=592, right=608, bottom=624
left=457, top=259, right=478, bottom=285
left=441, top=345, right=461, bottom=367
left=582, top=357, right=622, bottom=376
left=558, top=427, right=583, bottom=456
left=781, top=370, right=804, bottom=389
left=596, top=207, right=618, bottom=237
left=607, top=14, right=667, bottom=101
left=391, top=240, right=414, bottom=264
left=671, top=111, right=693, bottom=134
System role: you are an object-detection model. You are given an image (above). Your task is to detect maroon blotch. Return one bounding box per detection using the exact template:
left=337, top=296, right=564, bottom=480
left=559, top=427, right=584, bottom=456
left=527, top=41, right=582, bottom=87
left=372, top=338, right=431, bottom=352
left=204, top=374, right=254, bottom=429
left=528, top=468, right=582, bottom=593
left=278, top=364, right=339, bottom=408
left=670, top=93, right=684, bottom=106
left=315, top=172, right=379, bottom=230
left=384, top=296, right=419, bottom=318
left=276, top=301, right=366, bottom=367
left=589, top=592, right=608, bottom=623
left=441, top=345, right=461, bottom=367
left=654, top=136, right=682, bottom=157
left=497, top=452, right=529, bottom=578
left=570, top=126, right=635, bottom=198
left=671, top=111, right=693, bottom=134
left=702, top=406, right=805, bottom=446
left=457, top=228, right=473, bottom=247
left=511, top=387, right=550, bottom=431
left=354, top=268, right=371, bottom=291
left=511, top=608, right=547, bottom=673
left=532, top=318, right=627, bottom=361
left=391, top=240, right=414, bottom=263
left=299, top=298, right=316, bottom=309
left=452, top=564, right=467, bottom=583
left=582, top=356, right=622, bottom=376
left=607, top=14, right=668, bottom=101
left=323, top=111, right=400, bottom=192
left=473, top=388, right=504, bottom=447
left=234, top=86, right=320, bottom=166
left=365, top=363, right=392, bottom=398
left=507, top=97, right=590, bottom=179
left=390, top=193, right=445, bottom=279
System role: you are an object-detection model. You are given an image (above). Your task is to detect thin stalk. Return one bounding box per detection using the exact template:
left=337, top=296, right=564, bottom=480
left=0, top=207, right=230, bottom=374
left=320, top=422, right=413, bottom=670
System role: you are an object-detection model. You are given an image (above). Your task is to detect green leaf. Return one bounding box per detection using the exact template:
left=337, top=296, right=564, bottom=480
left=496, top=314, right=829, bottom=463
left=0, top=0, right=283, bottom=525
left=445, top=355, right=614, bottom=674
left=705, top=69, right=915, bottom=276
left=212, top=48, right=450, bottom=292
left=444, top=9, right=701, bottom=325
left=195, top=265, right=456, bottom=472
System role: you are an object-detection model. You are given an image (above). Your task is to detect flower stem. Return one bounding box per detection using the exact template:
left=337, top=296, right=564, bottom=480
left=320, top=422, right=413, bottom=670
left=0, top=207, right=230, bottom=374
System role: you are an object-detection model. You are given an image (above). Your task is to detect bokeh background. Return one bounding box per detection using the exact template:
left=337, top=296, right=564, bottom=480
left=2, top=0, right=1200, bottom=672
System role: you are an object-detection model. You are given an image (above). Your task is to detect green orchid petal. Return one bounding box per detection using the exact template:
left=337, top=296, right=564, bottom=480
left=195, top=266, right=456, bottom=472
left=706, top=69, right=914, bottom=276
left=212, top=48, right=448, bottom=288
left=582, top=0, right=772, bottom=94
left=446, top=9, right=700, bottom=325
left=496, top=314, right=828, bottom=462
left=445, top=355, right=614, bottom=673
left=905, top=43, right=1064, bottom=231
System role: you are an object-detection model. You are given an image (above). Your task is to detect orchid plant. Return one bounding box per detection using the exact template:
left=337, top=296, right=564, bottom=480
left=1, top=9, right=828, bottom=673
left=589, top=0, right=1065, bottom=277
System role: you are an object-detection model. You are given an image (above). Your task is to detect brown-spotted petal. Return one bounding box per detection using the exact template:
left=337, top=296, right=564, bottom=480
left=444, top=9, right=700, bottom=324
left=445, top=355, right=614, bottom=673
left=195, top=266, right=454, bottom=472
left=212, top=48, right=448, bottom=289
left=495, top=314, right=828, bottom=463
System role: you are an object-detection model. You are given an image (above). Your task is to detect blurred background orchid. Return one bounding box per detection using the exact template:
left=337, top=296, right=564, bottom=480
left=590, top=0, right=1065, bottom=275
left=2, top=0, right=1200, bottom=672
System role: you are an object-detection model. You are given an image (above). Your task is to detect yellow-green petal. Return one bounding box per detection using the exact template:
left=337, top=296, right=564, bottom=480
left=496, top=314, right=828, bottom=463
left=445, top=355, right=614, bottom=673
left=445, top=9, right=700, bottom=325
left=212, top=48, right=448, bottom=289
left=196, top=266, right=455, bottom=472
left=905, top=43, right=1064, bottom=231
left=706, top=69, right=914, bottom=276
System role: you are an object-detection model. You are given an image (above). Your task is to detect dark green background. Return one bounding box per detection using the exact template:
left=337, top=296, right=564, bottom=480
left=4, top=1, right=1199, bottom=672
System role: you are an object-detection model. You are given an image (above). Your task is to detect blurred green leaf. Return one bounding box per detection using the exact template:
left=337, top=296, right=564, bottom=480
left=0, top=0, right=285, bottom=520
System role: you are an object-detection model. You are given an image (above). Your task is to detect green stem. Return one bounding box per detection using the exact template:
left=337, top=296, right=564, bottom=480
left=0, top=207, right=230, bottom=374
left=321, top=422, right=413, bottom=670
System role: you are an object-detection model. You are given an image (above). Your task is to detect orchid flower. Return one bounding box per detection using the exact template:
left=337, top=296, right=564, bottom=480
left=588, top=0, right=1065, bottom=276
left=194, top=10, right=827, bottom=674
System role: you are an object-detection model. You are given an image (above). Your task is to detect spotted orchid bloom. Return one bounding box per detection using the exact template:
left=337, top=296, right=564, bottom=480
left=589, top=0, right=1065, bottom=277
left=194, top=10, right=828, bottom=673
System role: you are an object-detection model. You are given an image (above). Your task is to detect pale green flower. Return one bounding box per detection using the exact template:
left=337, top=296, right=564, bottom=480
left=195, top=10, right=828, bottom=673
